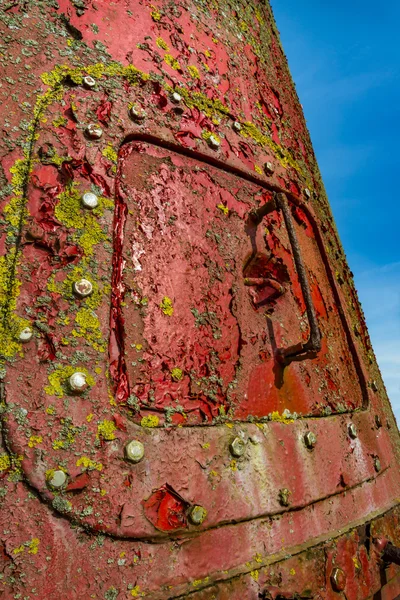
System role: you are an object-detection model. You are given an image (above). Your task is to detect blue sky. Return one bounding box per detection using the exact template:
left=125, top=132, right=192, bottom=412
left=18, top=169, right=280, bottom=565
left=272, top=1, right=400, bottom=424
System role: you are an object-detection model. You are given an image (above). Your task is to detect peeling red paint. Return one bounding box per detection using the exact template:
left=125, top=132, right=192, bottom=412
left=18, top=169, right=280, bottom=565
left=0, top=0, right=398, bottom=597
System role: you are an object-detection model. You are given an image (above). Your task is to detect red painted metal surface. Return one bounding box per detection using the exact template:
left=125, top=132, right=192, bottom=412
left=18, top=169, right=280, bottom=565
left=0, top=0, right=399, bottom=598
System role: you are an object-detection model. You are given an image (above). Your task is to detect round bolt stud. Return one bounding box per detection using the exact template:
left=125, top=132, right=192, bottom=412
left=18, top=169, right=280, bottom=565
left=229, top=437, right=246, bottom=458
left=81, top=191, right=99, bottom=209
left=19, top=327, right=33, bottom=343
left=85, top=123, right=103, bottom=139
left=304, top=188, right=311, bottom=199
left=125, top=440, right=145, bottom=463
left=207, top=134, right=220, bottom=149
left=83, top=75, right=96, bottom=89
left=189, top=505, right=207, bottom=525
left=68, top=372, right=87, bottom=393
left=47, top=470, right=67, bottom=489
left=263, top=161, right=275, bottom=176
left=374, top=456, right=381, bottom=472
left=348, top=423, right=357, bottom=439
left=171, top=91, right=182, bottom=104
left=73, top=278, right=93, bottom=298
left=130, top=106, right=146, bottom=121
left=232, top=121, right=242, bottom=132
left=371, top=380, right=378, bottom=392
left=304, top=431, right=317, bottom=449
left=330, top=567, right=346, bottom=592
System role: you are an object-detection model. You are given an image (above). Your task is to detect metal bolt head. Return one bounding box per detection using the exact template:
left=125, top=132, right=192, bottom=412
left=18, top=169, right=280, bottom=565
left=81, top=192, right=99, bottom=209
left=330, top=567, right=346, bottom=592
left=374, top=456, right=381, bottom=472
left=171, top=91, right=182, bottom=104
left=125, top=440, right=145, bottom=463
left=19, top=327, right=33, bottom=343
left=348, top=423, right=357, bottom=439
left=73, top=278, right=93, bottom=298
left=85, top=123, right=103, bottom=139
left=207, top=135, right=220, bottom=149
left=279, top=488, right=291, bottom=507
left=189, top=505, right=207, bottom=525
left=47, top=470, right=67, bottom=489
left=232, top=121, right=242, bottom=132
left=83, top=75, right=96, bottom=89
left=68, top=372, right=87, bottom=393
left=130, top=106, right=146, bottom=121
left=371, top=380, right=378, bottom=392
left=304, top=431, right=317, bottom=449
left=229, top=437, right=246, bottom=458
left=304, top=188, right=311, bottom=199
left=263, top=161, right=275, bottom=176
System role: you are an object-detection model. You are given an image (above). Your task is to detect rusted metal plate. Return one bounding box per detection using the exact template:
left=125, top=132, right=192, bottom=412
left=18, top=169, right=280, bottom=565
left=0, top=0, right=399, bottom=597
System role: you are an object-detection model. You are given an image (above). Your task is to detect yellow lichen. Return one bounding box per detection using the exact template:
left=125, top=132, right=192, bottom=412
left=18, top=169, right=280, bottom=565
left=217, top=203, right=229, bottom=215
left=171, top=368, right=183, bottom=381
left=72, top=308, right=106, bottom=352
left=250, top=570, right=259, bottom=581
left=97, top=419, right=116, bottom=441
left=164, top=54, right=181, bottom=71
left=28, top=435, right=42, bottom=448
left=254, top=164, right=263, bottom=175
left=0, top=454, right=11, bottom=471
left=28, top=538, right=40, bottom=555
left=156, top=37, right=169, bottom=51
left=76, top=456, right=103, bottom=471
left=102, top=143, right=118, bottom=164
left=140, top=415, right=159, bottom=428
left=187, top=65, right=201, bottom=79
left=160, top=296, right=174, bottom=316
left=269, top=411, right=294, bottom=424
left=46, top=406, right=56, bottom=415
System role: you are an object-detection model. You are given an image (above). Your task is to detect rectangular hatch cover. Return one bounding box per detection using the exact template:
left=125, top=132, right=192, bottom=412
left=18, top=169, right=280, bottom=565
left=111, top=141, right=365, bottom=424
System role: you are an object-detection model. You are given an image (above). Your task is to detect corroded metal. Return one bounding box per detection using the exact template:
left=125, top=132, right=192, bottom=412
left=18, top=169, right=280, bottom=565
left=0, top=0, right=399, bottom=598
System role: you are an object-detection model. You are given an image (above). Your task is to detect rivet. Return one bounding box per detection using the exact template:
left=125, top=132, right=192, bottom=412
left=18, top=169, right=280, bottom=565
left=83, top=75, right=96, bottom=89
left=68, top=372, right=87, bottom=393
left=348, top=423, right=357, bottom=439
left=279, top=488, right=291, bottom=507
left=85, top=123, right=103, bottom=139
left=125, top=440, right=145, bottom=463
left=330, top=567, right=346, bottom=592
left=207, top=135, right=220, bottom=149
left=232, top=121, right=242, bottom=132
left=171, top=91, right=182, bottom=104
left=47, top=470, right=67, bottom=489
left=375, top=414, right=382, bottom=429
left=229, top=437, right=246, bottom=457
left=371, top=380, right=378, bottom=392
left=374, top=456, right=381, bottom=472
left=263, top=161, right=275, bottom=176
left=130, top=106, right=146, bottom=121
left=81, top=192, right=99, bottom=209
left=73, top=278, right=93, bottom=298
left=304, top=188, right=311, bottom=199
left=189, top=505, right=207, bottom=525
left=304, top=431, right=317, bottom=449
left=19, top=327, right=33, bottom=343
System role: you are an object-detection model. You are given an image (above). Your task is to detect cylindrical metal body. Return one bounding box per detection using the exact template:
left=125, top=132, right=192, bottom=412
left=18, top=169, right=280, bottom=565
left=0, top=1, right=399, bottom=598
